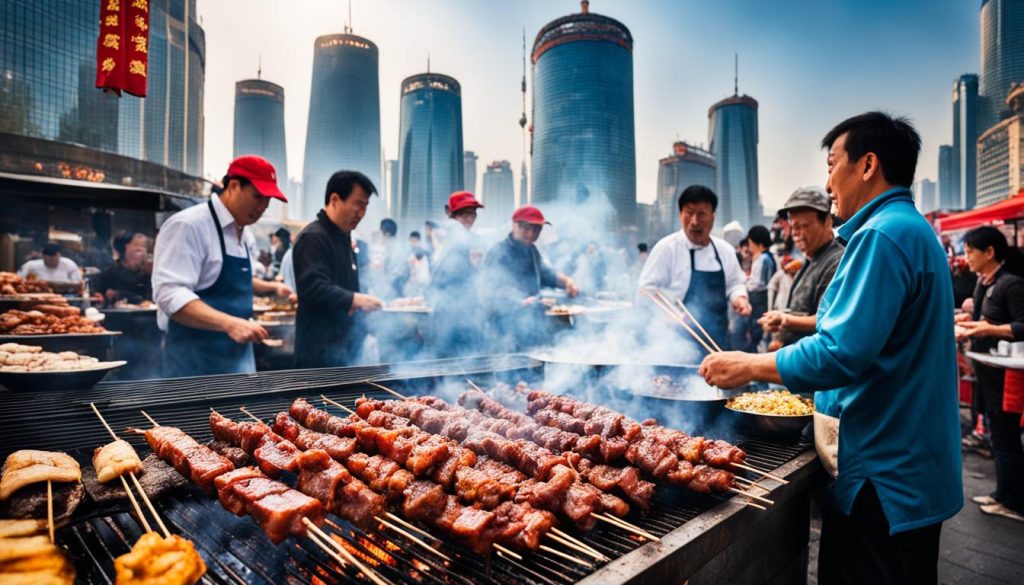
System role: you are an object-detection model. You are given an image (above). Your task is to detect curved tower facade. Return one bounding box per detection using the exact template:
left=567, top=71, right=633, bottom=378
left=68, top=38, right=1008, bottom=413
left=708, top=95, right=759, bottom=230
left=530, top=2, right=636, bottom=228
left=481, top=160, right=516, bottom=227
left=980, top=0, right=1024, bottom=131
left=234, top=79, right=288, bottom=219
left=302, top=33, right=381, bottom=222
left=396, top=73, right=464, bottom=229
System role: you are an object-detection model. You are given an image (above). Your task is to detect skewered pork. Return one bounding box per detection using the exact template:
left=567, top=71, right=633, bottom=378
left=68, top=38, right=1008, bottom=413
left=92, top=439, right=143, bottom=483
left=0, top=451, right=81, bottom=501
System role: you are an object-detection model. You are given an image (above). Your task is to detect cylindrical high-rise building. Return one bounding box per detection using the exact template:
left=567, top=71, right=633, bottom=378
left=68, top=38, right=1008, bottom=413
left=396, top=73, right=464, bottom=229
left=656, top=141, right=717, bottom=238
left=530, top=1, right=636, bottom=228
left=301, top=33, right=382, bottom=222
left=979, top=0, right=1024, bottom=132
left=234, top=79, right=288, bottom=219
left=481, top=160, right=516, bottom=227
left=708, top=95, right=760, bottom=230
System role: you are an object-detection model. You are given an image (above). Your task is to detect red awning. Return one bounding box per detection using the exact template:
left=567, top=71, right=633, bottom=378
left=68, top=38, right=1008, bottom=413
left=938, top=189, right=1024, bottom=232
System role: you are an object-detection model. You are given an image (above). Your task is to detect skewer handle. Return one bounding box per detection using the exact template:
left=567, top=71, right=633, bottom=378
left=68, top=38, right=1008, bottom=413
left=46, top=480, right=54, bottom=544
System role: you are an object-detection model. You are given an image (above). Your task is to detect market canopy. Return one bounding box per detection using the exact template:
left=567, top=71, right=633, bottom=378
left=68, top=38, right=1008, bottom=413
left=938, top=188, right=1024, bottom=232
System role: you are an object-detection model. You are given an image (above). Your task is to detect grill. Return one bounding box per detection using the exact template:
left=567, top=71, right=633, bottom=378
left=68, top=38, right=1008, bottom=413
left=0, top=355, right=816, bottom=584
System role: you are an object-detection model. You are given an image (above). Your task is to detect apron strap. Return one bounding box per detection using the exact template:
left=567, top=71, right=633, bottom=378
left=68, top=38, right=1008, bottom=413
left=208, top=199, right=250, bottom=262
left=689, top=241, right=726, bottom=272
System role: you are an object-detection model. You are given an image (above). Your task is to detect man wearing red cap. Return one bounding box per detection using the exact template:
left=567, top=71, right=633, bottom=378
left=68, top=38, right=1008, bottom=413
left=426, top=191, right=486, bottom=357
left=153, top=155, right=291, bottom=377
left=481, top=205, right=579, bottom=351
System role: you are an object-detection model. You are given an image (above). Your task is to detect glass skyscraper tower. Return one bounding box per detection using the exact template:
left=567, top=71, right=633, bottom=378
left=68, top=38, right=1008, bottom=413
left=482, top=160, right=515, bottom=227
left=0, top=0, right=205, bottom=177
left=396, top=72, right=464, bottom=228
left=530, top=1, right=636, bottom=228
left=656, top=141, right=717, bottom=238
left=952, top=74, right=980, bottom=209
left=980, top=0, right=1024, bottom=132
left=302, top=32, right=382, bottom=222
left=708, top=94, right=760, bottom=229
left=234, top=78, right=288, bottom=219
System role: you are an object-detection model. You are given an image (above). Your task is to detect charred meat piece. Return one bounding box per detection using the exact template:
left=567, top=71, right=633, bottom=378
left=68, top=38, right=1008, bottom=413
left=206, top=440, right=251, bottom=468
left=82, top=454, right=188, bottom=505
left=0, top=481, right=84, bottom=522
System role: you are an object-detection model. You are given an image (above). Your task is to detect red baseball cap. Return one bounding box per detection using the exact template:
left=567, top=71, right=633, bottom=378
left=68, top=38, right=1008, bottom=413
left=448, top=191, right=484, bottom=213
left=226, top=155, right=287, bottom=202
left=512, top=205, right=550, bottom=225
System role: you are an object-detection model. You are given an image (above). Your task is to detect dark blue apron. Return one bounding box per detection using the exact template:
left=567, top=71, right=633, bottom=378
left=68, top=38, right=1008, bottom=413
left=163, top=200, right=255, bottom=377
left=682, top=242, right=729, bottom=354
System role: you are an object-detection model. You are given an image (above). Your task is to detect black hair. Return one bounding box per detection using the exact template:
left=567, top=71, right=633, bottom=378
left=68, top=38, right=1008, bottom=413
left=821, top=111, right=921, bottom=188
left=42, top=243, right=60, bottom=256
left=964, top=226, right=1008, bottom=261
left=112, top=231, right=143, bottom=257
left=324, top=170, right=377, bottom=206
left=677, top=185, right=718, bottom=212
left=211, top=175, right=251, bottom=195
left=746, top=225, right=773, bottom=249
left=410, top=231, right=421, bottom=240
left=738, top=238, right=749, bottom=247
left=380, top=218, right=397, bottom=237
left=637, top=242, right=649, bottom=253
left=425, top=220, right=438, bottom=229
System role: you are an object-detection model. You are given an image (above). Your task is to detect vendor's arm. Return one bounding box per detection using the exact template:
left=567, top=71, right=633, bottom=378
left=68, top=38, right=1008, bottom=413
left=958, top=278, right=1024, bottom=340
left=172, top=299, right=267, bottom=343
left=252, top=278, right=290, bottom=298
left=760, top=310, right=817, bottom=332
left=294, top=232, right=380, bottom=315
left=637, top=240, right=671, bottom=291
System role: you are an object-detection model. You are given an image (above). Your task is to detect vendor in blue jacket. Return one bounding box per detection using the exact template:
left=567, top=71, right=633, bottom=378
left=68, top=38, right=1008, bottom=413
left=700, top=112, right=962, bottom=584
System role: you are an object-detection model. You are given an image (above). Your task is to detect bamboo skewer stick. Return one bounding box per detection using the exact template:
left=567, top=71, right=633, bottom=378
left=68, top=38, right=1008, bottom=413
left=304, top=527, right=349, bottom=568
left=383, top=512, right=435, bottom=542
left=736, top=499, right=768, bottom=511
left=494, top=543, right=523, bottom=560
left=322, top=396, right=357, bottom=415
left=366, top=381, right=404, bottom=399
left=238, top=407, right=453, bottom=563
left=46, top=480, right=54, bottom=544
left=728, top=487, right=774, bottom=505
left=642, top=289, right=718, bottom=354
left=140, top=410, right=159, bottom=427
left=91, top=402, right=170, bottom=537
left=303, top=518, right=391, bottom=585
left=538, top=543, right=592, bottom=567
left=592, top=512, right=660, bottom=542
left=119, top=475, right=152, bottom=533
left=671, top=295, right=724, bottom=353
left=731, top=462, right=789, bottom=485
left=548, top=530, right=608, bottom=562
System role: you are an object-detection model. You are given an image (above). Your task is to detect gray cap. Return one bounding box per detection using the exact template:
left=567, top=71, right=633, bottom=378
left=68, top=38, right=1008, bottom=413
left=780, top=186, right=831, bottom=214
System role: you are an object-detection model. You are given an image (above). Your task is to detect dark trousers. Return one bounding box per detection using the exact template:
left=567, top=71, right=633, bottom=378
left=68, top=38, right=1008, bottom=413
left=819, top=482, right=941, bottom=585
left=987, top=409, right=1024, bottom=512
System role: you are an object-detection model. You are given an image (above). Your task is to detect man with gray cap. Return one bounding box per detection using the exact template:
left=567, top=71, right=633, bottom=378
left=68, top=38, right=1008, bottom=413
left=758, top=187, right=844, bottom=346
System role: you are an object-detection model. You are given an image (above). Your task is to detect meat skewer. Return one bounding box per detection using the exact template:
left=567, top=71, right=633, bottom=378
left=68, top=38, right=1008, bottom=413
left=136, top=411, right=391, bottom=585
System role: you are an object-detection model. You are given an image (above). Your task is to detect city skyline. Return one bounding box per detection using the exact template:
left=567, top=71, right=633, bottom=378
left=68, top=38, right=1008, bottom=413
left=198, top=0, right=977, bottom=214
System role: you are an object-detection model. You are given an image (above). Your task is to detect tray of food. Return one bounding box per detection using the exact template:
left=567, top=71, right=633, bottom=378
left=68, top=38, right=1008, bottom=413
left=100, top=300, right=157, bottom=313
left=725, top=389, right=813, bottom=437
left=0, top=343, right=125, bottom=392
left=381, top=297, right=432, bottom=313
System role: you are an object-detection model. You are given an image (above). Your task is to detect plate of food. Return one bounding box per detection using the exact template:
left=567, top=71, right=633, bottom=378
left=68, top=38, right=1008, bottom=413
left=0, top=343, right=125, bottom=392
left=725, top=388, right=813, bottom=437
left=381, top=297, right=432, bottom=313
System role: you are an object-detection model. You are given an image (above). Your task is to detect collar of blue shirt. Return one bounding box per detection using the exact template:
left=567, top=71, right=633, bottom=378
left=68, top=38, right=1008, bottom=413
left=837, top=187, right=912, bottom=242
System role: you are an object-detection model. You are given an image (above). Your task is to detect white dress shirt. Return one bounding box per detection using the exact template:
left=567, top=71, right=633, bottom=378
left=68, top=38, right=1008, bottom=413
left=638, top=231, right=748, bottom=302
left=152, top=195, right=257, bottom=331
left=18, top=257, right=82, bottom=284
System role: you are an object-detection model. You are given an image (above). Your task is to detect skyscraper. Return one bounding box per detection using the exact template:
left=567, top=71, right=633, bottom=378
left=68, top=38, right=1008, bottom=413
left=1, top=0, right=205, bottom=177
left=386, top=159, right=399, bottom=217
left=979, top=0, right=1024, bottom=131
left=234, top=79, right=288, bottom=219
left=519, top=160, right=529, bottom=207
left=463, top=151, right=478, bottom=194
left=913, top=178, right=938, bottom=213
left=396, top=72, right=464, bottom=228
left=302, top=32, right=382, bottom=222
left=481, top=160, right=515, bottom=226
left=708, top=93, right=760, bottom=230
left=977, top=83, right=1024, bottom=206
left=952, top=74, right=980, bottom=209
left=937, top=145, right=955, bottom=209
left=530, top=1, right=636, bottom=228
left=656, top=141, right=717, bottom=238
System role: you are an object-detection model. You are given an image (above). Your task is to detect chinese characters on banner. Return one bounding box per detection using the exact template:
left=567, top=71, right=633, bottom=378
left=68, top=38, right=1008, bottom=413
left=95, top=0, right=149, bottom=97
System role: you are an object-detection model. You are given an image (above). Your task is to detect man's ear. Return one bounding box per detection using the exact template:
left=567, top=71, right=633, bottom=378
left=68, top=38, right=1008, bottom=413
left=862, top=153, right=880, bottom=182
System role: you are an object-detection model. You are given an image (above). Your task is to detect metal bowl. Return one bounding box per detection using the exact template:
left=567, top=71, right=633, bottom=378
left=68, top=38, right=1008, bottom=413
left=0, top=361, right=126, bottom=392
left=724, top=403, right=812, bottom=438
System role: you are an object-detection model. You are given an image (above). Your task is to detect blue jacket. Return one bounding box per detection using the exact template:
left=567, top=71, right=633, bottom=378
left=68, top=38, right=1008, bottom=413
left=776, top=187, right=962, bottom=534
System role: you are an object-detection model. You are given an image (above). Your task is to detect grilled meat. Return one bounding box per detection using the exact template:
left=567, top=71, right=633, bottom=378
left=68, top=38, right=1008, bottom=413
left=92, top=440, right=143, bottom=483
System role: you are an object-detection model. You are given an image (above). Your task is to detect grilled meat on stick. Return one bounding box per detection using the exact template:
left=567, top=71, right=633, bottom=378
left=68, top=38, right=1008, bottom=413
left=0, top=451, right=81, bottom=501
left=92, top=440, right=143, bottom=484
left=114, top=532, right=206, bottom=585
left=275, top=409, right=556, bottom=553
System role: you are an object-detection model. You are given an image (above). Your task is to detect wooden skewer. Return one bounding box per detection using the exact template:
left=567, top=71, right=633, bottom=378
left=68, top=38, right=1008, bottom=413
left=728, top=487, right=774, bottom=505
left=494, top=543, right=523, bottom=560
left=731, top=462, right=789, bottom=485
left=365, top=381, right=406, bottom=399
left=238, top=406, right=262, bottom=423
left=304, top=526, right=349, bottom=568
left=465, top=379, right=486, bottom=393
left=303, top=518, right=391, bottom=585
left=384, top=512, right=436, bottom=542
left=140, top=410, right=159, bottom=427
left=643, top=289, right=717, bottom=354
left=119, top=475, right=152, bottom=533
left=592, top=512, right=660, bottom=542
left=736, top=499, right=768, bottom=511
left=322, top=396, right=357, bottom=415
left=46, top=480, right=54, bottom=544
left=90, top=402, right=171, bottom=537
left=548, top=530, right=609, bottom=562
left=538, top=543, right=592, bottom=567
left=673, top=296, right=724, bottom=353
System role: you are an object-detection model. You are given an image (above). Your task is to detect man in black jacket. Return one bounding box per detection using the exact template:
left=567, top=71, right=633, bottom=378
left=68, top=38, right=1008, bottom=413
left=293, top=171, right=383, bottom=368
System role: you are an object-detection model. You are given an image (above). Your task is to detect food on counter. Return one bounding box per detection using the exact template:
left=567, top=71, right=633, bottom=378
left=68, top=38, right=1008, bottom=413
left=0, top=451, right=81, bottom=501
left=92, top=440, right=143, bottom=483
left=81, top=454, right=187, bottom=505
left=383, top=297, right=431, bottom=312
left=0, top=272, right=53, bottom=295
left=112, top=300, right=155, bottom=310
left=0, top=309, right=105, bottom=335
left=726, top=389, right=813, bottom=416
left=113, top=532, right=206, bottom=585
left=0, top=344, right=115, bottom=373
left=547, top=304, right=586, bottom=316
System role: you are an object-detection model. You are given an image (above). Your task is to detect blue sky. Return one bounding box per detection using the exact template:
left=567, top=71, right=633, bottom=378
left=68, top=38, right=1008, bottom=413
left=198, top=0, right=980, bottom=212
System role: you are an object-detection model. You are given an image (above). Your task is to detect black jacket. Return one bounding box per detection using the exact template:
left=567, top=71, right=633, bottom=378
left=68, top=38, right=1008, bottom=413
left=92, top=261, right=151, bottom=304
left=293, top=210, right=364, bottom=368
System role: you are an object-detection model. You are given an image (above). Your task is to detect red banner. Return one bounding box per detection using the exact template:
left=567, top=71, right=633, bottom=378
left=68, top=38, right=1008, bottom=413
left=95, top=0, right=149, bottom=97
